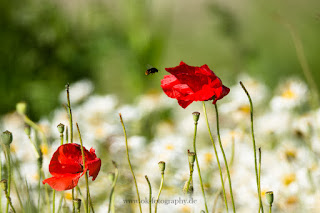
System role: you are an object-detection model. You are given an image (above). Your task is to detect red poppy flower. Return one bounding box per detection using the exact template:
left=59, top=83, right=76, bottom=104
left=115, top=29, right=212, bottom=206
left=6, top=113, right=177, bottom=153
left=161, top=61, right=230, bottom=108
left=42, top=143, right=101, bottom=191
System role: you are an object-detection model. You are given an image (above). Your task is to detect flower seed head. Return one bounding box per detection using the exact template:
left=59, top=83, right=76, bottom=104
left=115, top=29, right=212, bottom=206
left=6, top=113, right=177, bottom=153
left=73, top=198, right=81, bottom=211
left=188, top=150, right=196, bottom=164
left=0, top=179, right=8, bottom=191
left=158, top=161, right=166, bottom=174
left=16, top=102, right=27, bottom=115
left=1, top=130, right=13, bottom=146
left=192, top=112, right=200, bottom=123
left=57, top=123, right=65, bottom=134
left=266, top=191, right=274, bottom=205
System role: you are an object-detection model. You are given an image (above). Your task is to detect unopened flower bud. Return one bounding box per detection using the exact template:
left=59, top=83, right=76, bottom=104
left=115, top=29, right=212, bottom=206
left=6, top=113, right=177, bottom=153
left=192, top=112, right=200, bottom=123
left=0, top=179, right=8, bottom=191
left=16, top=102, right=27, bottom=115
left=158, top=161, right=166, bottom=174
left=188, top=150, right=196, bottom=164
left=1, top=131, right=13, bottom=146
left=183, top=180, right=193, bottom=194
left=266, top=191, right=274, bottom=205
left=73, top=198, right=81, bottom=212
left=57, top=123, right=65, bottom=134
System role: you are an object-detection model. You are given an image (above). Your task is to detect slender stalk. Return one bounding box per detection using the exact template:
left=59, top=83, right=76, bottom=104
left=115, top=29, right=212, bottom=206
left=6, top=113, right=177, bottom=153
left=202, top=102, right=228, bottom=211
left=2, top=181, right=16, bottom=213
left=66, top=83, right=75, bottom=213
left=76, top=124, right=90, bottom=213
left=76, top=186, right=87, bottom=213
left=185, top=159, right=194, bottom=195
left=4, top=147, right=12, bottom=213
left=192, top=115, right=209, bottom=213
left=258, top=148, right=262, bottom=213
left=66, top=127, right=69, bottom=144
left=57, top=195, right=64, bottom=213
left=212, top=134, right=236, bottom=213
left=108, top=161, right=119, bottom=213
left=214, top=104, right=236, bottom=212
left=119, top=114, right=142, bottom=213
left=269, top=205, right=272, bottom=213
left=52, top=191, right=56, bottom=213
left=155, top=174, right=164, bottom=213
left=0, top=150, right=2, bottom=213
left=41, top=169, right=51, bottom=213
left=240, top=82, right=264, bottom=213
left=145, top=175, right=152, bottom=213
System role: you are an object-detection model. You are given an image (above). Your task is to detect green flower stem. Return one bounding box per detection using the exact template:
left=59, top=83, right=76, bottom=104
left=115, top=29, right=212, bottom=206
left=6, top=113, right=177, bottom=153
left=52, top=134, right=63, bottom=213
left=52, top=190, right=56, bottom=213
left=155, top=173, right=164, bottom=213
left=66, top=84, right=75, bottom=213
left=108, top=162, right=119, bottom=213
left=76, top=123, right=91, bottom=213
left=185, top=161, right=194, bottom=195
left=258, top=148, right=262, bottom=213
left=119, top=114, right=142, bottom=213
left=76, top=186, right=88, bottom=213
left=0, top=150, right=2, bottom=212
left=212, top=134, right=236, bottom=213
left=145, top=175, right=152, bottom=213
left=214, top=104, right=236, bottom=213
left=3, top=182, right=16, bottom=213
left=40, top=169, right=51, bottom=213
left=57, top=195, right=64, bottom=213
left=202, top=102, right=228, bottom=212
left=192, top=117, right=209, bottom=213
left=66, top=127, right=69, bottom=143
left=269, top=205, right=272, bottom=213
left=240, top=82, right=264, bottom=213
left=4, top=146, right=12, bottom=213
left=13, top=181, right=23, bottom=213
left=66, top=84, right=73, bottom=144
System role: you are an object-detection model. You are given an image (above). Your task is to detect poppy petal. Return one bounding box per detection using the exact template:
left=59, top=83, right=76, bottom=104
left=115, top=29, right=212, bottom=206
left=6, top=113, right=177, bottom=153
left=42, top=173, right=81, bottom=191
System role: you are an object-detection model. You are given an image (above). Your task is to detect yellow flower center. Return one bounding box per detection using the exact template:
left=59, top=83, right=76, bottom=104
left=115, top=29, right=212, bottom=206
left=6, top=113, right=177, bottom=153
left=282, top=173, right=296, bottom=186
left=64, top=192, right=73, bottom=201
left=281, top=89, right=296, bottom=99
left=41, top=144, right=49, bottom=155
left=238, top=105, right=250, bottom=114
left=165, top=144, right=174, bottom=150
left=204, top=153, right=213, bottom=163
left=286, top=196, right=298, bottom=205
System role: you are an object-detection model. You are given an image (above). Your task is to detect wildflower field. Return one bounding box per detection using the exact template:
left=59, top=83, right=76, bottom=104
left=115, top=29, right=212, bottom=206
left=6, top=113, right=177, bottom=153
left=1, top=61, right=320, bottom=213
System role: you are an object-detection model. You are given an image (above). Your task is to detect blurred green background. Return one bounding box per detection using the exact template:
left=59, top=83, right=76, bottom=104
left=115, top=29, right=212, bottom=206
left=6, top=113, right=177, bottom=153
left=1, top=0, right=319, bottom=120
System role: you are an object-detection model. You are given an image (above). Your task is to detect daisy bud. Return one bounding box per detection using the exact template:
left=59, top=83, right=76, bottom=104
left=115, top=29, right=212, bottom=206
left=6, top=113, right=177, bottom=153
left=0, top=179, right=8, bottom=191
left=266, top=191, right=274, bottom=205
left=24, top=124, right=31, bottom=136
left=158, top=161, right=166, bottom=174
left=192, top=112, right=200, bottom=123
left=1, top=130, right=13, bottom=146
left=16, top=102, right=27, bottom=115
left=57, top=123, right=65, bottom=134
left=188, top=150, right=196, bottom=164
left=73, top=198, right=81, bottom=212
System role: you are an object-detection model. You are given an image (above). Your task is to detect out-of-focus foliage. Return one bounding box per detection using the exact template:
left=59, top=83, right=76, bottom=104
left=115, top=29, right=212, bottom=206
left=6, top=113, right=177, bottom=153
left=1, top=0, right=320, bottom=119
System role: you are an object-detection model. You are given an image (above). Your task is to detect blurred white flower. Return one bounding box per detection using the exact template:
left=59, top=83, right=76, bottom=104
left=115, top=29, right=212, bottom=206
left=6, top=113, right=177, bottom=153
left=59, top=79, right=94, bottom=104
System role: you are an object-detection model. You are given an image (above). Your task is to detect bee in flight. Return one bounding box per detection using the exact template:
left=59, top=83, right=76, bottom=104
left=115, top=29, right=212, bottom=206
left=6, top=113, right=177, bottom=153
left=145, top=66, right=158, bottom=75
